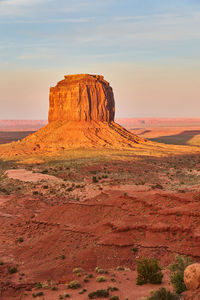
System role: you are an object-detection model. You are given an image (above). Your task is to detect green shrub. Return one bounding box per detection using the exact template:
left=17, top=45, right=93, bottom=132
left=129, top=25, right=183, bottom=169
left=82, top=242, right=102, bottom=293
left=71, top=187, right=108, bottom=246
left=43, top=185, right=49, bottom=189
left=109, top=296, right=119, bottom=300
left=169, top=255, right=193, bottom=294
left=32, top=292, right=44, bottom=298
left=41, top=169, right=48, bottom=174
left=96, top=276, right=106, bottom=282
left=88, top=289, right=110, bottom=298
left=131, top=247, right=138, bottom=253
left=136, top=257, right=163, bottom=285
left=95, top=267, right=106, bottom=274
left=79, top=288, right=87, bottom=294
left=84, top=275, right=89, bottom=282
left=67, top=280, right=81, bottom=289
left=72, top=267, right=84, bottom=273
left=107, top=287, right=118, bottom=292
left=34, top=282, right=43, bottom=289
left=92, top=176, right=98, bottom=183
left=147, top=288, right=179, bottom=300
left=116, top=266, right=125, bottom=271
left=7, top=266, right=18, bottom=274
left=33, top=191, right=39, bottom=195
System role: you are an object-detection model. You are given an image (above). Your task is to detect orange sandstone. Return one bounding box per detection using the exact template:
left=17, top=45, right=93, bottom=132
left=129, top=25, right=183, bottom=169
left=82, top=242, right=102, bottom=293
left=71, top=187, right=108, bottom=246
left=184, top=264, right=200, bottom=290
left=0, top=74, right=146, bottom=155
left=49, top=74, right=115, bottom=123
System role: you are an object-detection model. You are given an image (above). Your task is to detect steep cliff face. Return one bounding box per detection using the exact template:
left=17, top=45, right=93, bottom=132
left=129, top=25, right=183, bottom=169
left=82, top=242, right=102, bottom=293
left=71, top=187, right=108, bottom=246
left=48, top=74, right=115, bottom=123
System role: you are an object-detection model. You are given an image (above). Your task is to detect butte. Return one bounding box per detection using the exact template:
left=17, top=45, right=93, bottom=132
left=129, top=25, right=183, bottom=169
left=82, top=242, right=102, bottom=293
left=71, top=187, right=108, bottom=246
left=0, top=74, right=146, bottom=155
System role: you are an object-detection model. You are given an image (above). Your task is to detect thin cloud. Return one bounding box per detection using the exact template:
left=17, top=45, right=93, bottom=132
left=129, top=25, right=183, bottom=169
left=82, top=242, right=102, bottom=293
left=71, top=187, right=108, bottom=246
left=114, top=13, right=180, bottom=22
left=0, top=0, right=115, bottom=16
left=0, top=17, right=94, bottom=24
left=0, top=0, right=47, bottom=5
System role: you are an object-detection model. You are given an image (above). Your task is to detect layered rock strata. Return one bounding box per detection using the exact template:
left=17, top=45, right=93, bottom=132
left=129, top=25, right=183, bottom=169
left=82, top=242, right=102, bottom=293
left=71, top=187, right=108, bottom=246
left=49, top=74, right=115, bottom=123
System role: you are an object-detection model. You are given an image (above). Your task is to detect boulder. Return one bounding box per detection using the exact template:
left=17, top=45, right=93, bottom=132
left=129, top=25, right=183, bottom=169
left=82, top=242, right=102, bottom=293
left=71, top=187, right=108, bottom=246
left=184, top=263, right=200, bottom=290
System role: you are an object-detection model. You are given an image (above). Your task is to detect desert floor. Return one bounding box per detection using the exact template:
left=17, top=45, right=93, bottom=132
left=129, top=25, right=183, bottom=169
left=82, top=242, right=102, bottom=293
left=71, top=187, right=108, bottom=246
left=0, top=128, right=200, bottom=299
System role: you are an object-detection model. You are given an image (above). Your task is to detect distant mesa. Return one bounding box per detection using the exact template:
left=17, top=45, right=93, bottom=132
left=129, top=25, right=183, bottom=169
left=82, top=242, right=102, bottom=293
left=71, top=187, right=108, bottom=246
left=0, top=74, right=146, bottom=155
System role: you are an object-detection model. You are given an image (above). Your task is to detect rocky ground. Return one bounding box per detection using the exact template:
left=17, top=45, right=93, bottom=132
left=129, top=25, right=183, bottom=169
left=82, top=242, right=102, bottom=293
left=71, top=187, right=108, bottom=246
left=0, top=150, right=200, bottom=299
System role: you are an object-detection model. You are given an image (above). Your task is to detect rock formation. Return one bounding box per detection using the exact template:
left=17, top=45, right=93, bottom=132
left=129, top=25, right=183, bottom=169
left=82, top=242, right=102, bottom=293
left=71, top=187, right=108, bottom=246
left=184, top=263, right=200, bottom=290
left=0, top=74, right=146, bottom=156
left=49, top=74, right=115, bottom=123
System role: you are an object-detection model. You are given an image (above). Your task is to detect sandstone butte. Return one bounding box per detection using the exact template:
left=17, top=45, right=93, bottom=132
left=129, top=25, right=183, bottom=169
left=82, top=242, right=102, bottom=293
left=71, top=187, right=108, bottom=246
left=49, top=74, right=115, bottom=123
left=0, top=74, right=147, bottom=156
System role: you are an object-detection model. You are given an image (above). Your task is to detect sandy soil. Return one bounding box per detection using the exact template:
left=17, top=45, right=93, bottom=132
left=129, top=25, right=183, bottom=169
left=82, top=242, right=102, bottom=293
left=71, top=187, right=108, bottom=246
left=1, top=269, right=171, bottom=300
left=6, top=169, right=62, bottom=183
left=0, top=182, right=200, bottom=299
left=0, top=143, right=200, bottom=299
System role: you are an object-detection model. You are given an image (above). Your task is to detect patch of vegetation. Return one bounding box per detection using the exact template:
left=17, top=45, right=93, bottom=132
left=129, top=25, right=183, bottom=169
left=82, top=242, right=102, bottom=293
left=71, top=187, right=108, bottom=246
left=151, top=184, right=163, bottom=190
left=34, top=282, right=43, bottom=289
left=107, top=287, right=118, bottom=292
left=67, top=280, right=81, bottom=289
left=32, top=292, right=44, bottom=298
left=146, top=288, right=180, bottom=300
left=95, top=267, right=106, bottom=274
left=136, top=257, right=163, bottom=285
left=84, top=275, right=89, bottom=282
left=7, top=266, right=18, bottom=274
left=116, top=266, right=125, bottom=271
left=73, top=267, right=84, bottom=273
left=41, top=169, right=48, bottom=174
left=169, top=255, right=193, bottom=294
left=33, top=191, right=39, bottom=195
left=109, top=296, right=119, bottom=300
left=88, top=289, right=110, bottom=299
left=96, top=276, right=106, bottom=282
left=131, top=247, right=138, bottom=253
left=18, top=237, right=24, bottom=243
left=43, top=185, right=49, bottom=189
left=79, top=288, right=87, bottom=294
left=92, top=176, right=99, bottom=183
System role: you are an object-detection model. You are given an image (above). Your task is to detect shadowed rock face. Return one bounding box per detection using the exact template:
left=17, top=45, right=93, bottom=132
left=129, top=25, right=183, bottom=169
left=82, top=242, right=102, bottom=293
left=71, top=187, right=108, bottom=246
left=49, top=74, right=115, bottom=123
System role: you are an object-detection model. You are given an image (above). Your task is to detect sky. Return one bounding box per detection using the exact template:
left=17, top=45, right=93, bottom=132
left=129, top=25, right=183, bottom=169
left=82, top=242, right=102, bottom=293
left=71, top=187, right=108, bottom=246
left=0, top=0, right=200, bottom=119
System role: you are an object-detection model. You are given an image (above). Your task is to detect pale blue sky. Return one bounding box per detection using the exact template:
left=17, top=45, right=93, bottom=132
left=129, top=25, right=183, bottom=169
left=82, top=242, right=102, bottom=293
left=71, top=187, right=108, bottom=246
left=0, top=0, right=200, bottom=119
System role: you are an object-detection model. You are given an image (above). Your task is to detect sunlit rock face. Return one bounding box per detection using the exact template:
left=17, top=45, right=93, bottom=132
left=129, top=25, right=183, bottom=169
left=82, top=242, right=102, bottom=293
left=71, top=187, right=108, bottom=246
left=0, top=73, right=146, bottom=157
left=48, top=74, right=115, bottom=123
left=184, top=264, right=200, bottom=290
